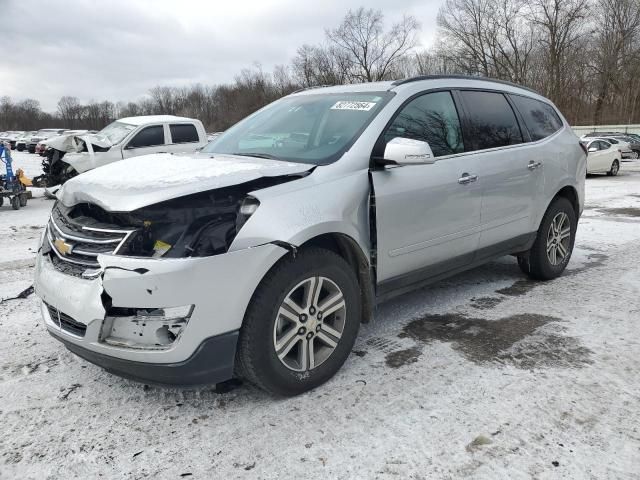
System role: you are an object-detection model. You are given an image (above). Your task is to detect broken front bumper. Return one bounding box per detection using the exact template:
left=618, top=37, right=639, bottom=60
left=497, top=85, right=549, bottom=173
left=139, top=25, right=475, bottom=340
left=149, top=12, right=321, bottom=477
left=34, top=243, right=288, bottom=384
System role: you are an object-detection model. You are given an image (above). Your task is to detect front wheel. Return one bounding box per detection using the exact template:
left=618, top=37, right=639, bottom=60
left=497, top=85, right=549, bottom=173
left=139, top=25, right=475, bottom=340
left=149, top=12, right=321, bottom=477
left=607, top=159, right=619, bottom=176
left=236, top=248, right=361, bottom=396
left=11, top=196, right=20, bottom=210
left=518, top=197, right=577, bottom=280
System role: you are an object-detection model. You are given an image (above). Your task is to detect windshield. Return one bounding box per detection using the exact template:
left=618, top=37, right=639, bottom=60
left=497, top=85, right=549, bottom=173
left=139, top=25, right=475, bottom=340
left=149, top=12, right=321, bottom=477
left=203, top=92, right=393, bottom=165
left=96, top=121, right=137, bottom=144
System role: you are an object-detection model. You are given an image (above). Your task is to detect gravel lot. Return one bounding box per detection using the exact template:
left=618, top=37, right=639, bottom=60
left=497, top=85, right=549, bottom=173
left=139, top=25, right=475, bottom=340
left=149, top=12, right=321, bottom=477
left=1, top=152, right=639, bottom=479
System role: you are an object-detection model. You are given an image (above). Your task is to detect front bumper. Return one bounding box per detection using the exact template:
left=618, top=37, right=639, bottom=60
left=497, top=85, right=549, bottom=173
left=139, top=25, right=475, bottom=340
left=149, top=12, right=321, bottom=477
left=34, top=243, right=288, bottom=382
left=50, top=329, right=239, bottom=386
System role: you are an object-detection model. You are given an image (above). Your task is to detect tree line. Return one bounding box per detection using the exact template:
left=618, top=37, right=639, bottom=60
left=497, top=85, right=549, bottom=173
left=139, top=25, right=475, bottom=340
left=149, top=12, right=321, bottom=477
left=1, top=0, right=639, bottom=133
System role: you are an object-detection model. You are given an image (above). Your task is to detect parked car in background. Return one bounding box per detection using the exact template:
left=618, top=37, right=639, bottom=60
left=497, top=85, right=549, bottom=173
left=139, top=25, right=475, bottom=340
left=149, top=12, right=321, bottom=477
left=0, top=131, right=25, bottom=149
left=581, top=134, right=636, bottom=160
left=15, top=131, right=36, bottom=151
left=33, top=115, right=207, bottom=187
left=28, top=129, right=67, bottom=153
left=607, top=136, right=640, bottom=157
left=35, top=76, right=585, bottom=395
left=581, top=139, right=621, bottom=175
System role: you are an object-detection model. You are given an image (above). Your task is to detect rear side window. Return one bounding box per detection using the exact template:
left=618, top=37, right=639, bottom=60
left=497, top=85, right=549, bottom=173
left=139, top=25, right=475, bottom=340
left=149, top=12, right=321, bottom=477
left=128, top=125, right=164, bottom=148
left=383, top=91, right=464, bottom=157
left=509, top=95, right=563, bottom=141
left=459, top=91, right=523, bottom=150
left=170, top=124, right=199, bottom=144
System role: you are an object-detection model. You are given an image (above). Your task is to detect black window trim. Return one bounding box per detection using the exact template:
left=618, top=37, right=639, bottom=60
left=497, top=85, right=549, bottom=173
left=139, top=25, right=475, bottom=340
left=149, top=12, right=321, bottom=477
left=169, top=122, right=200, bottom=144
left=125, top=124, right=165, bottom=149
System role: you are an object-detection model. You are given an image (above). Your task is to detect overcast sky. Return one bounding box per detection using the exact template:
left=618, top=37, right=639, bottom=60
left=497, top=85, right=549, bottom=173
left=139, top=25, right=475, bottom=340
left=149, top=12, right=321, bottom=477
left=2, top=0, right=443, bottom=112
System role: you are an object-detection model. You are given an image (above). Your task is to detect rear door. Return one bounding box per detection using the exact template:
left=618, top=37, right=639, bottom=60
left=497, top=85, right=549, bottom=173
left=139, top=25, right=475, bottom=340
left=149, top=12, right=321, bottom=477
left=122, top=124, right=167, bottom=159
left=371, top=90, right=483, bottom=288
left=456, top=90, right=533, bottom=252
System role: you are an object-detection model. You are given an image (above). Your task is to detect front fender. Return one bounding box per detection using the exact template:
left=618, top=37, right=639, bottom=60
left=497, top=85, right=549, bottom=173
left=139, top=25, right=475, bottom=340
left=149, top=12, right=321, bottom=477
left=230, top=169, right=371, bottom=259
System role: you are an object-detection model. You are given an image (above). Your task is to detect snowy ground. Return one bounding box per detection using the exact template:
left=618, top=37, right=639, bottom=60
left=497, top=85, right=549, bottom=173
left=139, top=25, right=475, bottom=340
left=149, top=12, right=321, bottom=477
left=1, top=151, right=639, bottom=479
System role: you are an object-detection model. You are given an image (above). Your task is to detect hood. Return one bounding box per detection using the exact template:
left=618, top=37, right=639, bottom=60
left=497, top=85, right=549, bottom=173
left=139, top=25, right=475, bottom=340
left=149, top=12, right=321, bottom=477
left=46, top=132, right=112, bottom=152
left=59, top=152, right=312, bottom=212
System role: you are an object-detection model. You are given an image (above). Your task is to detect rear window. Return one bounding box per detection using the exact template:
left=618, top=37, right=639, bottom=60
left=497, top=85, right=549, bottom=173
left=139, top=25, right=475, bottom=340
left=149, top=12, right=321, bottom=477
left=170, top=124, right=199, bottom=144
left=459, top=90, right=523, bottom=150
left=509, top=95, right=563, bottom=141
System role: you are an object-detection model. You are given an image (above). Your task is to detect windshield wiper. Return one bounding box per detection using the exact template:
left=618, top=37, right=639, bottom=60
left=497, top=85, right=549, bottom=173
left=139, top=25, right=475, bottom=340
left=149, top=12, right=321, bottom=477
left=230, top=152, right=281, bottom=160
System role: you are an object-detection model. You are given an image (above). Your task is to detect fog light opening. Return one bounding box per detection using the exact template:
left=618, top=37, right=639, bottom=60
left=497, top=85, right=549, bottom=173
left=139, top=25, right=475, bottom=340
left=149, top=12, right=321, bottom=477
left=102, top=304, right=193, bottom=350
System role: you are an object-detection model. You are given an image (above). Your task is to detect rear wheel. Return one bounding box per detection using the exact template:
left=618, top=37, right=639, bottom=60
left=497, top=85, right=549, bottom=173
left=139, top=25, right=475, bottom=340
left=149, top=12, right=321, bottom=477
left=518, top=197, right=576, bottom=280
left=236, top=248, right=361, bottom=396
left=607, top=159, right=619, bottom=176
left=11, top=196, right=20, bottom=210
left=19, top=193, right=28, bottom=207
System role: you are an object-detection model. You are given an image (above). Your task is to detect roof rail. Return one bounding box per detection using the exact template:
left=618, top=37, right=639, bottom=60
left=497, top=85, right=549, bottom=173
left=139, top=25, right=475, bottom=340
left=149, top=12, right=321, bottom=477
left=390, top=75, right=539, bottom=94
left=290, top=84, right=333, bottom=94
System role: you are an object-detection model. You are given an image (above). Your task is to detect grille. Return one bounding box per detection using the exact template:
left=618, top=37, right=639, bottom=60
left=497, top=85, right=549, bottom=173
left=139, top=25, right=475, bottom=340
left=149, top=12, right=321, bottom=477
left=47, top=304, right=87, bottom=337
left=47, top=205, right=134, bottom=271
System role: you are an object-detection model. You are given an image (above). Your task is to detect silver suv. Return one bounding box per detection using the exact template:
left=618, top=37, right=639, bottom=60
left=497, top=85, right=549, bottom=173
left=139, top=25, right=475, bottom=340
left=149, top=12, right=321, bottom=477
left=34, top=76, right=585, bottom=395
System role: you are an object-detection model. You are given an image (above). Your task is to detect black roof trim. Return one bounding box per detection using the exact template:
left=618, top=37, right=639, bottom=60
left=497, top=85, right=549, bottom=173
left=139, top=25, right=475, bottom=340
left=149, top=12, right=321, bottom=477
left=390, top=75, right=539, bottom=94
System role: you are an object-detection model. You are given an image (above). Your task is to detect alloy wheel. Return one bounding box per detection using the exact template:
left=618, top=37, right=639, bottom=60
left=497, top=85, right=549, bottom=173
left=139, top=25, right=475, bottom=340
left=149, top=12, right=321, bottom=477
left=273, top=276, right=346, bottom=372
left=546, top=212, right=571, bottom=266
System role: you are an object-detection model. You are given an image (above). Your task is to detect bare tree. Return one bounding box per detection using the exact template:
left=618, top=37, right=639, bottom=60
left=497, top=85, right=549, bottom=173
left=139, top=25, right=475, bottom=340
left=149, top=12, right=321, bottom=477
left=326, top=8, right=420, bottom=82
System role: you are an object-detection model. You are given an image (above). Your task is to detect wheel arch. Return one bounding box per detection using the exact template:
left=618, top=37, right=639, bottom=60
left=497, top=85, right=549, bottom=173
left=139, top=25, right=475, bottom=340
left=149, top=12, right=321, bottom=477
left=554, top=185, right=580, bottom=218
left=297, top=233, right=374, bottom=324
left=261, top=232, right=375, bottom=325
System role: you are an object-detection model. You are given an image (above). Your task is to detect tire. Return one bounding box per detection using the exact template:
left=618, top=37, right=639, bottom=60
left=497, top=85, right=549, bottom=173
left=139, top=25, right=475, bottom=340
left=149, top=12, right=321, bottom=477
left=607, top=159, right=619, bottom=176
left=11, top=196, right=20, bottom=210
left=236, top=247, right=361, bottom=396
left=0, top=196, right=3, bottom=207
left=518, top=196, right=577, bottom=281
left=19, top=193, right=27, bottom=207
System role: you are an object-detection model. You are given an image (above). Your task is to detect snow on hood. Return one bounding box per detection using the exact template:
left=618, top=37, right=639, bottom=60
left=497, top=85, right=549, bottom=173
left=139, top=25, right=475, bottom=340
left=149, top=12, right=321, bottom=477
left=46, top=133, right=112, bottom=152
left=59, top=152, right=312, bottom=212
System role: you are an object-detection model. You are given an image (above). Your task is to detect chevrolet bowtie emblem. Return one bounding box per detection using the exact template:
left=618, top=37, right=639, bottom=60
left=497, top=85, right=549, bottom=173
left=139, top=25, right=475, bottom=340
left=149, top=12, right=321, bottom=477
left=54, top=238, right=72, bottom=255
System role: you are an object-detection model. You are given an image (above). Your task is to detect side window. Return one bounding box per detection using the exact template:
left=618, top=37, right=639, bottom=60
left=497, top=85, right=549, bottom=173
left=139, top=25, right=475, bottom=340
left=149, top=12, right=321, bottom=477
left=509, top=95, right=563, bottom=141
left=599, top=141, right=610, bottom=150
left=170, top=124, right=199, bottom=144
left=127, top=125, right=164, bottom=148
left=459, top=90, right=523, bottom=150
left=383, top=91, right=464, bottom=157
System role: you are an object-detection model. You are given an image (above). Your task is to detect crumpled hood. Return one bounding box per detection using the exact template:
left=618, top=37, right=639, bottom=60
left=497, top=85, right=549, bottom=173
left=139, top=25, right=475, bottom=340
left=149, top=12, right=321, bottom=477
left=46, top=133, right=111, bottom=152
left=59, top=152, right=312, bottom=212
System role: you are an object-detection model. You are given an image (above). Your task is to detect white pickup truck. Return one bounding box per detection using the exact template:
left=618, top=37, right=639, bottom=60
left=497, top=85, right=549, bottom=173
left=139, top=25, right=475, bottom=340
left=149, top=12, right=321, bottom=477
left=35, top=115, right=208, bottom=187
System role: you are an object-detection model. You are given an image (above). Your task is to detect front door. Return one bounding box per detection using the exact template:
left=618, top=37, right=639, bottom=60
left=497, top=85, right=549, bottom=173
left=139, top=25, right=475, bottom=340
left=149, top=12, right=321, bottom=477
left=371, top=91, right=482, bottom=289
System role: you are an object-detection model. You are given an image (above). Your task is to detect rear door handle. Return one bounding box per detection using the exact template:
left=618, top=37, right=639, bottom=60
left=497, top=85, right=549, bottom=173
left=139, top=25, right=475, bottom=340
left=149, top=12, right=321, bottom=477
left=458, top=173, right=478, bottom=185
left=528, top=161, right=543, bottom=170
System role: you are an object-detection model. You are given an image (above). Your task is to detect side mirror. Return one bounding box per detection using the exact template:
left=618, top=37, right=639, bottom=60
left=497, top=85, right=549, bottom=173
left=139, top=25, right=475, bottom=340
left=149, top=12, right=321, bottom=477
left=378, top=137, right=435, bottom=166
left=588, top=147, right=597, bottom=153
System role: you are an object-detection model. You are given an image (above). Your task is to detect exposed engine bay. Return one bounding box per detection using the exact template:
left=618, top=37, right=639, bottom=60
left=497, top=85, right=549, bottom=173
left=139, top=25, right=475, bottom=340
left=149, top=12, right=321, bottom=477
left=45, top=174, right=306, bottom=278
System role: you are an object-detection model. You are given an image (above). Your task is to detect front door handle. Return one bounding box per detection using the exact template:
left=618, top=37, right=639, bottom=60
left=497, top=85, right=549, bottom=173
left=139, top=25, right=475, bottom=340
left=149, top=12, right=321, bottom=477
left=458, top=173, right=478, bottom=185
left=528, top=161, right=543, bottom=170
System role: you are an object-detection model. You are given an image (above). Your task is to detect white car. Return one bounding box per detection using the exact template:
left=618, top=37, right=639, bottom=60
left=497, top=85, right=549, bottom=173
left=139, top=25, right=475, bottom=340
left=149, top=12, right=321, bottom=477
left=36, top=115, right=208, bottom=187
left=582, top=139, right=621, bottom=175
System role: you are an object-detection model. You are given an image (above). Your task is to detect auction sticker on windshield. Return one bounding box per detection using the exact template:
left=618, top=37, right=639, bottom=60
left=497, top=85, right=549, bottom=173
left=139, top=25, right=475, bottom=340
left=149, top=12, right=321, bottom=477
left=331, top=101, right=377, bottom=111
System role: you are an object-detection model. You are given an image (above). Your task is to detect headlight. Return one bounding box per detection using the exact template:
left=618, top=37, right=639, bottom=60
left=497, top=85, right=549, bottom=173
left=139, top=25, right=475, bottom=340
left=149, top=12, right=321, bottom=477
left=236, top=196, right=260, bottom=231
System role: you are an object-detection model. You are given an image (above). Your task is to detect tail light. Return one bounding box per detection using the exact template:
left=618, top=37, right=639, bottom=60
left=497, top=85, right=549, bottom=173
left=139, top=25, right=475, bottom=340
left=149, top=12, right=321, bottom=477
left=579, top=142, right=588, bottom=155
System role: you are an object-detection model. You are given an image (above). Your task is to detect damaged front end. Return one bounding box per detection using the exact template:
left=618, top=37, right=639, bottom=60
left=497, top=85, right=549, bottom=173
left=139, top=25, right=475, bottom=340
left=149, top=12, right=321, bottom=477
left=34, top=169, right=308, bottom=382
left=33, top=134, right=112, bottom=188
